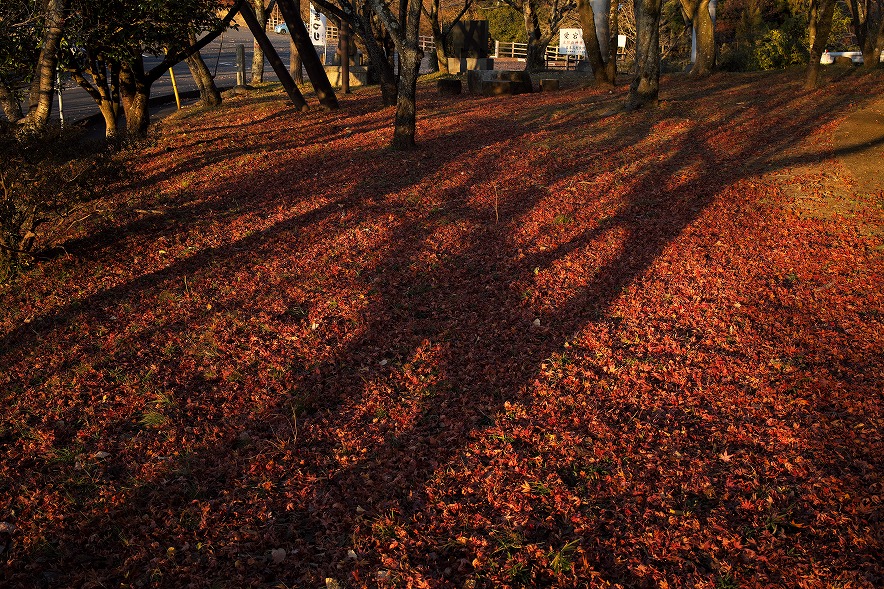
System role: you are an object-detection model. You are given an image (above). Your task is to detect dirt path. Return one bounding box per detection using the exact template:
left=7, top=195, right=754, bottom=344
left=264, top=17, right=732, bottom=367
left=835, top=96, right=884, bottom=193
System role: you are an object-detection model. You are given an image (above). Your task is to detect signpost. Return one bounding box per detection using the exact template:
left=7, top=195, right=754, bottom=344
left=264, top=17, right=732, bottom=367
left=558, top=29, right=627, bottom=57
left=309, top=3, right=327, bottom=62
left=559, top=28, right=586, bottom=57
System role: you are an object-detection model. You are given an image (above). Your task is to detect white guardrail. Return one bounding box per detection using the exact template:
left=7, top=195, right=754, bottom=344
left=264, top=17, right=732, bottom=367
left=319, top=29, right=570, bottom=64
left=820, top=50, right=884, bottom=64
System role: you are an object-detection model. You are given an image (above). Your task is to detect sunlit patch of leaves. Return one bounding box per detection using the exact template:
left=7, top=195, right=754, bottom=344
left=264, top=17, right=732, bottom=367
left=139, top=411, right=168, bottom=428
left=547, top=540, right=579, bottom=574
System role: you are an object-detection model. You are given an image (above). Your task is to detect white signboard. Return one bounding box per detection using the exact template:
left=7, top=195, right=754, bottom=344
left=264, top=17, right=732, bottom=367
left=309, top=4, right=327, bottom=46
left=559, top=28, right=586, bottom=56
left=618, top=34, right=626, bottom=48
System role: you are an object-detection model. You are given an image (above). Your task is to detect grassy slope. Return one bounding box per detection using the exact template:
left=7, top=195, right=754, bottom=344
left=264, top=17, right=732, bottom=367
left=1, top=68, right=883, bottom=589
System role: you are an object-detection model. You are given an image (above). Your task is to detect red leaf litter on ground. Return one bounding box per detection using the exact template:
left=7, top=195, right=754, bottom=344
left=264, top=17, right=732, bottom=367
left=1, top=69, right=883, bottom=589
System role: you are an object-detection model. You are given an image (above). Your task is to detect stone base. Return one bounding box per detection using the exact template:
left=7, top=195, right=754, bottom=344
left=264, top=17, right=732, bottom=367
left=540, top=79, right=560, bottom=92
left=323, top=65, right=373, bottom=87
left=468, top=70, right=533, bottom=95
left=438, top=79, right=462, bottom=95
left=447, top=57, right=494, bottom=73
left=482, top=80, right=516, bottom=96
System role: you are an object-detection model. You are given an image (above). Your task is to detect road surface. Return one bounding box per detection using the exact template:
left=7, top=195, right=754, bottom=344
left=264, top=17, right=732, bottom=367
left=7, top=28, right=300, bottom=127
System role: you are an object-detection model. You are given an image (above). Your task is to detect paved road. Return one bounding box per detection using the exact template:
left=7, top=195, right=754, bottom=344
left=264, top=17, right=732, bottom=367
left=10, top=28, right=299, bottom=126
left=10, top=26, right=439, bottom=130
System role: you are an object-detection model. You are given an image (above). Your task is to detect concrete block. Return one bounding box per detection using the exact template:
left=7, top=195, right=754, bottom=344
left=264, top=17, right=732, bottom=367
left=468, top=70, right=533, bottom=95
left=437, top=78, right=462, bottom=95
left=447, top=57, right=495, bottom=73
left=323, top=65, right=372, bottom=87
left=482, top=80, right=516, bottom=96
left=493, top=70, right=533, bottom=93
left=541, top=78, right=560, bottom=91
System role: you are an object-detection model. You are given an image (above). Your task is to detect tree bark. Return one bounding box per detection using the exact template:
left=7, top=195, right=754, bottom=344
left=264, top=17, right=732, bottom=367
left=690, top=0, right=716, bottom=76
left=523, top=0, right=547, bottom=73
left=311, top=0, right=399, bottom=104
left=577, top=0, right=614, bottom=85
left=864, top=13, right=884, bottom=70
left=592, top=0, right=611, bottom=57
left=21, top=0, right=66, bottom=131
left=251, top=0, right=267, bottom=83
left=110, top=61, right=122, bottom=120
left=363, top=16, right=398, bottom=105
left=287, top=0, right=304, bottom=84
left=844, top=0, right=883, bottom=69
left=69, top=54, right=120, bottom=139
left=120, top=58, right=152, bottom=138
left=424, top=0, right=471, bottom=74
left=275, top=0, right=339, bottom=109
left=626, top=0, right=662, bottom=111
left=367, top=0, right=424, bottom=148
left=289, top=36, right=304, bottom=84
left=110, top=0, right=243, bottom=138
left=241, top=1, right=310, bottom=110
left=606, top=0, right=618, bottom=83
left=185, top=32, right=222, bottom=107
left=392, top=44, right=423, bottom=150
left=805, top=0, right=836, bottom=88
left=185, top=51, right=223, bottom=107
left=0, top=79, right=23, bottom=123
left=433, top=30, right=449, bottom=73
left=426, top=0, right=446, bottom=73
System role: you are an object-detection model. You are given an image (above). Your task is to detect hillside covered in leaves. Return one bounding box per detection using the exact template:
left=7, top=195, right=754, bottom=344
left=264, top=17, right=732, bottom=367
left=1, top=68, right=883, bottom=588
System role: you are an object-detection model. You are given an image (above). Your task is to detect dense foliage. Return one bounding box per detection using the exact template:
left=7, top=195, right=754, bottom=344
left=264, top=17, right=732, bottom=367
left=1, top=68, right=882, bottom=587
left=484, top=4, right=530, bottom=43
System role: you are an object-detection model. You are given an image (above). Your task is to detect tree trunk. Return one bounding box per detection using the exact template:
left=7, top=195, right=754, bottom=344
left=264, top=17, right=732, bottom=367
left=120, top=59, right=152, bottom=138
left=626, top=0, right=662, bottom=111
left=98, top=101, right=118, bottom=140
left=275, top=0, right=339, bottom=109
left=289, top=36, right=304, bottom=84
left=433, top=30, right=449, bottom=74
left=392, top=45, right=423, bottom=150
left=251, top=0, right=267, bottom=83
left=21, top=0, right=66, bottom=131
left=286, top=0, right=304, bottom=84
left=592, top=0, right=611, bottom=57
left=367, top=0, right=423, bottom=148
left=863, top=14, right=884, bottom=70
left=93, top=60, right=119, bottom=139
left=185, top=33, right=223, bottom=107
left=241, top=1, right=310, bottom=109
left=606, top=0, right=618, bottom=83
left=110, top=61, right=122, bottom=120
left=312, top=0, right=399, bottom=103
left=122, top=87, right=150, bottom=138
left=0, top=79, right=23, bottom=123
left=577, top=0, right=614, bottom=85
left=523, top=0, right=547, bottom=73
left=365, top=24, right=398, bottom=105
left=805, top=0, right=836, bottom=88
left=185, top=52, right=222, bottom=107
left=689, top=0, right=716, bottom=76
left=69, top=56, right=119, bottom=139
left=844, top=0, right=883, bottom=69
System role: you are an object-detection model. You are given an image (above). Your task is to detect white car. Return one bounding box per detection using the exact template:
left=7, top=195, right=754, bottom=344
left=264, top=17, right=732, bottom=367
left=274, top=23, right=289, bottom=35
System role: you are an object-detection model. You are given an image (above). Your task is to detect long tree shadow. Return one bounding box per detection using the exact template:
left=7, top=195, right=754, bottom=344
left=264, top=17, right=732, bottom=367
left=2, top=74, right=882, bottom=588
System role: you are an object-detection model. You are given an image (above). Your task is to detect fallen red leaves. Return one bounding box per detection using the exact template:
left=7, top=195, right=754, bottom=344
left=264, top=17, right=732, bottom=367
left=1, top=69, right=883, bottom=588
